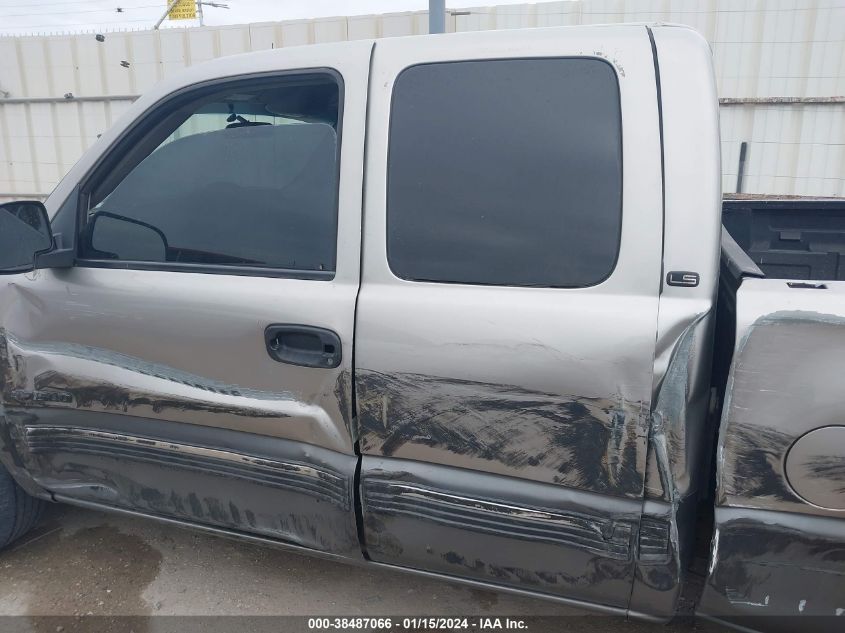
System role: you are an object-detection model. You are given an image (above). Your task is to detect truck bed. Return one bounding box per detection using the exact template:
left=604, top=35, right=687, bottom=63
left=716, top=196, right=845, bottom=419
left=722, top=197, right=845, bottom=281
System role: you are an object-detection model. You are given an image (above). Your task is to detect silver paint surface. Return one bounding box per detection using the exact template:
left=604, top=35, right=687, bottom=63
left=702, top=279, right=845, bottom=627
left=717, top=306, right=845, bottom=517
left=785, top=426, right=845, bottom=511
left=630, top=25, right=722, bottom=622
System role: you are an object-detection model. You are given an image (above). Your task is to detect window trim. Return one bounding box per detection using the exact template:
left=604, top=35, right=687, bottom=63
left=385, top=57, right=624, bottom=290
left=79, top=259, right=334, bottom=280
left=74, top=68, right=345, bottom=281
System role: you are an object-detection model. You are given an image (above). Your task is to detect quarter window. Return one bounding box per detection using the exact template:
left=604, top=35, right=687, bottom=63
left=387, top=58, right=622, bottom=288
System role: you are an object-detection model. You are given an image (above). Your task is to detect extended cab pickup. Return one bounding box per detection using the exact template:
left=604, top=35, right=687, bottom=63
left=0, top=24, right=843, bottom=631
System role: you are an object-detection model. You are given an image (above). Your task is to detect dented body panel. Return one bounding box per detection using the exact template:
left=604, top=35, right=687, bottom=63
left=0, top=268, right=364, bottom=555
left=700, top=281, right=845, bottom=629
left=353, top=24, right=668, bottom=610
left=361, top=457, right=642, bottom=607
left=700, top=507, right=845, bottom=630
left=630, top=26, right=722, bottom=620
left=0, top=39, right=372, bottom=558
left=716, top=290, right=845, bottom=516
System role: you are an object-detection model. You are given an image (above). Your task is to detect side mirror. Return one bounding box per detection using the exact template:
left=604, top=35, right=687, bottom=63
left=86, top=211, right=168, bottom=262
left=0, top=201, right=54, bottom=273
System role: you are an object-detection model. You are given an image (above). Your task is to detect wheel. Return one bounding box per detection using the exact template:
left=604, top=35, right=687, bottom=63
left=0, top=463, right=45, bottom=550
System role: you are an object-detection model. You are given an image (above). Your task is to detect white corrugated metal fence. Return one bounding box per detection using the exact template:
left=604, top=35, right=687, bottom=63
left=1, top=0, right=844, bottom=201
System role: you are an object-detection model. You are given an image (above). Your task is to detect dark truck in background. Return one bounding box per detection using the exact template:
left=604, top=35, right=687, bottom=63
left=0, top=23, right=843, bottom=632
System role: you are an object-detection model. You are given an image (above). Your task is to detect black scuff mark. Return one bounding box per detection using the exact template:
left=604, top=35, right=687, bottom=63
left=639, top=564, right=678, bottom=592
left=229, top=501, right=241, bottom=524
left=716, top=311, right=845, bottom=507
left=647, top=312, right=711, bottom=504
left=2, top=330, right=300, bottom=409
left=803, top=456, right=845, bottom=485
left=333, top=368, right=355, bottom=441
left=187, top=492, right=204, bottom=518
left=30, top=370, right=286, bottom=419
left=355, top=370, right=647, bottom=497
left=431, top=550, right=632, bottom=590
left=702, top=516, right=845, bottom=617
left=721, top=422, right=795, bottom=501
left=169, top=490, right=186, bottom=514
left=442, top=550, right=465, bottom=565
left=139, top=486, right=165, bottom=506
left=363, top=513, right=404, bottom=557
left=1, top=332, right=44, bottom=475
left=634, top=313, right=712, bottom=611
left=363, top=477, right=635, bottom=562
left=203, top=496, right=227, bottom=523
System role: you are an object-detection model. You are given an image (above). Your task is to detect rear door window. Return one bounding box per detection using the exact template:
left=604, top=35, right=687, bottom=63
left=387, top=58, right=622, bottom=288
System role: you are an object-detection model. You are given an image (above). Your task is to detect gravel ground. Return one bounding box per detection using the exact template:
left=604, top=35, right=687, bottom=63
left=0, top=503, right=726, bottom=633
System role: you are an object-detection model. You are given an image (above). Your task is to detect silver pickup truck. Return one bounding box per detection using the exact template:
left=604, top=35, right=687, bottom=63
left=0, top=23, right=842, bottom=631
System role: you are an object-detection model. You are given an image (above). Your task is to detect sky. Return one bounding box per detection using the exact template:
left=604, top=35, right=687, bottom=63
left=0, top=0, right=541, bottom=36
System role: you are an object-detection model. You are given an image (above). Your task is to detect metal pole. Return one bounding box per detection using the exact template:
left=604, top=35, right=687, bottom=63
left=154, top=0, right=181, bottom=30
left=736, top=141, right=748, bottom=194
left=196, top=0, right=204, bottom=26
left=429, top=0, right=445, bottom=34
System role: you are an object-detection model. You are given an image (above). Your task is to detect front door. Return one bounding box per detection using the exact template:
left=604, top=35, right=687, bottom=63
left=355, top=26, right=664, bottom=609
left=0, top=42, right=371, bottom=557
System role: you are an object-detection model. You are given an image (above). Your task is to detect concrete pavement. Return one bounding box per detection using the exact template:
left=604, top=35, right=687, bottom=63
left=0, top=504, right=723, bottom=632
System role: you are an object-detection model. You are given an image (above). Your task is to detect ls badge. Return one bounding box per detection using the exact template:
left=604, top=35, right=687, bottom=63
left=666, top=271, right=700, bottom=287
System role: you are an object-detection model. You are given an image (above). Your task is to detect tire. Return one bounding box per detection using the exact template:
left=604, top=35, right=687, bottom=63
left=0, top=463, right=45, bottom=550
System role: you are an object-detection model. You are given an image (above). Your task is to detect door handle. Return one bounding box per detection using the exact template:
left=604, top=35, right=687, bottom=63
left=264, top=325, right=342, bottom=369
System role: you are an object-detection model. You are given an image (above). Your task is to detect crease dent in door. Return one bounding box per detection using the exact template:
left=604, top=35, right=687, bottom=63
left=631, top=312, right=714, bottom=619
left=0, top=329, right=348, bottom=446
left=0, top=327, right=362, bottom=554
left=355, top=370, right=649, bottom=497
left=360, top=457, right=642, bottom=607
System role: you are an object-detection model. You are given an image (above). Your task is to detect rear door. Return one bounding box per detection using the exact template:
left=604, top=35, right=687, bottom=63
left=0, top=42, right=371, bottom=557
left=355, top=26, right=664, bottom=609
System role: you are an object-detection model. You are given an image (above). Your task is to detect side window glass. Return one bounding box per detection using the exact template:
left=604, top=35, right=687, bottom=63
left=81, top=74, right=341, bottom=274
left=387, top=59, right=622, bottom=288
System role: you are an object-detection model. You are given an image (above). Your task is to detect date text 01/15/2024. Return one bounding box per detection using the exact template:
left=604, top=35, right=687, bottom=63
left=307, top=618, right=529, bottom=630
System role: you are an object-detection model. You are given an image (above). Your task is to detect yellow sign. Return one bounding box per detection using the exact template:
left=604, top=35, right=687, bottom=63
left=169, top=0, right=197, bottom=20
